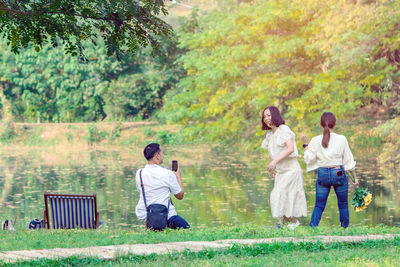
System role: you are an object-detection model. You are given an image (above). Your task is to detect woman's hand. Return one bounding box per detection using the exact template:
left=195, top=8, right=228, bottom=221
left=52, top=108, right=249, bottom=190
left=353, top=179, right=360, bottom=189
left=268, top=160, right=277, bottom=178
left=349, top=170, right=359, bottom=188
left=300, top=134, right=309, bottom=145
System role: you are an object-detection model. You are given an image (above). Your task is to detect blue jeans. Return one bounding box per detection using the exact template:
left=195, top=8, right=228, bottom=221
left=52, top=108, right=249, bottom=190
left=310, top=166, right=349, bottom=228
left=167, top=215, right=190, bottom=229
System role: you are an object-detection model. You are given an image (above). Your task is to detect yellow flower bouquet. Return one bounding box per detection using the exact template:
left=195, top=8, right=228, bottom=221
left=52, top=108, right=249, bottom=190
left=347, top=171, right=372, bottom=212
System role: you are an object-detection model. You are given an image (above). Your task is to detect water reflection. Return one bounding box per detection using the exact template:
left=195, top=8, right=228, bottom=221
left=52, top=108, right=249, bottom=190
left=0, top=146, right=398, bottom=229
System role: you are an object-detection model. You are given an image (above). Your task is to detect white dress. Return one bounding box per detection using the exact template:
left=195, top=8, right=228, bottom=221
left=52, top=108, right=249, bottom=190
left=261, top=125, right=307, bottom=218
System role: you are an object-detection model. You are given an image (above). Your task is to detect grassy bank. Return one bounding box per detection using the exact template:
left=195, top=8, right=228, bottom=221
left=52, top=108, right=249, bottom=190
left=4, top=237, right=400, bottom=266
left=0, top=121, right=184, bottom=148
left=0, top=118, right=393, bottom=154
left=1, top=225, right=400, bottom=252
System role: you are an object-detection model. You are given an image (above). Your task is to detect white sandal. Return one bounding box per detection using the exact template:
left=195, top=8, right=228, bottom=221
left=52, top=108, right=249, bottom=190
left=287, top=220, right=300, bottom=230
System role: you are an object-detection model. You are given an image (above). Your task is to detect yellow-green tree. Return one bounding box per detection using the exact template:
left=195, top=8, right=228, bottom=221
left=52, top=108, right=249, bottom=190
left=163, top=0, right=400, bottom=143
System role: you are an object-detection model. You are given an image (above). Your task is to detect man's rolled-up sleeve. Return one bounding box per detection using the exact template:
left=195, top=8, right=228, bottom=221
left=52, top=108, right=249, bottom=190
left=169, top=172, right=182, bottom=194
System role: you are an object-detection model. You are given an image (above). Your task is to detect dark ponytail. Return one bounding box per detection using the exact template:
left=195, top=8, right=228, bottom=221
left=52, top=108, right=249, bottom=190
left=322, top=125, right=330, bottom=148
left=321, top=112, right=336, bottom=148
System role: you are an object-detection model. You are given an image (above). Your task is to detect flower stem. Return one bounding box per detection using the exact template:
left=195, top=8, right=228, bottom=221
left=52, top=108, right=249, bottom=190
left=346, top=171, right=355, bottom=183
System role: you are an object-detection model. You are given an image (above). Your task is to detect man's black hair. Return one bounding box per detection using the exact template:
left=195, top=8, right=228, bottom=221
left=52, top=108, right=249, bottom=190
left=144, top=143, right=160, bottom=160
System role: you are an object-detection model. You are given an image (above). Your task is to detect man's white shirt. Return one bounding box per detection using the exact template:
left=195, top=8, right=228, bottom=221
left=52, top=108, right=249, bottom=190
left=135, top=164, right=182, bottom=220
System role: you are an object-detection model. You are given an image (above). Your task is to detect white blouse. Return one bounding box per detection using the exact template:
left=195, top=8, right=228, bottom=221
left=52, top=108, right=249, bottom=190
left=261, top=124, right=299, bottom=160
left=304, top=132, right=356, bottom=172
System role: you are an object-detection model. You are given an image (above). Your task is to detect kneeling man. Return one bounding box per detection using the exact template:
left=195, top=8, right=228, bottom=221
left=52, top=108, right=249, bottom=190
left=135, top=143, right=190, bottom=229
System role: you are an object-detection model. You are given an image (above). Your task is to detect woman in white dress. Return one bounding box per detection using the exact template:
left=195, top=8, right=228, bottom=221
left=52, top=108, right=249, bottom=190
left=261, top=106, right=307, bottom=229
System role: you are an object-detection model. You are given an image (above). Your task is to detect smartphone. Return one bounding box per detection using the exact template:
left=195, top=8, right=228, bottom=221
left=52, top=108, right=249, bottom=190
left=172, top=160, right=178, bottom=172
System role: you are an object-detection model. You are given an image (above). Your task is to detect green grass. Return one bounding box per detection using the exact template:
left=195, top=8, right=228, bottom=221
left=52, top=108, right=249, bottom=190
left=4, top=238, right=400, bottom=266
left=1, top=225, right=399, bottom=252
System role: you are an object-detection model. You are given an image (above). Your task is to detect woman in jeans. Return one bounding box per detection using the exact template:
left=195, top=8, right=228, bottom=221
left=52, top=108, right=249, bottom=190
left=301, top=112, right=359, bottom=228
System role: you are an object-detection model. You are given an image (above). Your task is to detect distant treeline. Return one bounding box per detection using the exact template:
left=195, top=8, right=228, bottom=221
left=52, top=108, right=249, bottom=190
left=0, top=34, right=184, bottom=122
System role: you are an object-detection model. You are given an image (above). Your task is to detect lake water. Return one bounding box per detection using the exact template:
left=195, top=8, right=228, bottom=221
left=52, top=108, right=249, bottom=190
left=0, top=145, right=398, bottom=229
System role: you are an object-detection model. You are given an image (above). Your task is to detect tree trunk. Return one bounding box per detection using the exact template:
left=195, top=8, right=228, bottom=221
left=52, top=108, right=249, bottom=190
left=0, top=84, right=13, bottom=122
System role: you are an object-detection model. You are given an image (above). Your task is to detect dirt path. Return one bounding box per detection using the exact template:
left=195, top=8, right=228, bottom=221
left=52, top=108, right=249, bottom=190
left=1, top=234, right=399, bottom=263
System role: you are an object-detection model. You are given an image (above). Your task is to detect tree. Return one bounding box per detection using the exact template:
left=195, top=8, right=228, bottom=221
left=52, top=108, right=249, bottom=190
left=0, top=0, right=173, bottom=59
left=163, top=0, right=400, bottom=143
left=0, top=32, right=183, bottom=122
left=101, top=34, right=184, bottom=120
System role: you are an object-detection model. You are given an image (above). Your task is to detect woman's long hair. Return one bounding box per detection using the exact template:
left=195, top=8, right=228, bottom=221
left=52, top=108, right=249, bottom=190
left=320, top=112, right=336, bottom=148
left=261, top=106, right=285, bottom=130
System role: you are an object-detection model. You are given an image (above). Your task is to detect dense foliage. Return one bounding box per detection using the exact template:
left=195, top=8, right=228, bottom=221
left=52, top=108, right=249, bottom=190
left=375, top=117, right=400, bottom=165
left=0, top=35, right=183, bottom=122
left=162, top=0, right=400, bottom=142
left=1, top=0, right=400, bottom=147
left=0, top=0, right=172, bottom=58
